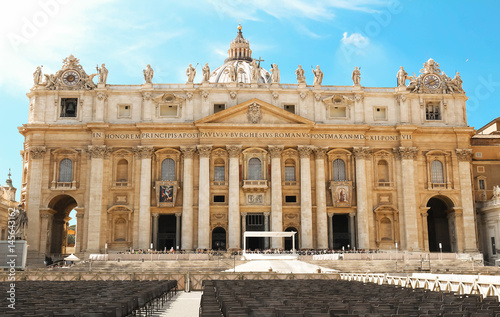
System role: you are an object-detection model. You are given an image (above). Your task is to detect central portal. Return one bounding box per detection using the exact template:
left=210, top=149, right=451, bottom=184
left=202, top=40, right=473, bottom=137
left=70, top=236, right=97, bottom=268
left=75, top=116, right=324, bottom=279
left=157, top=215, right=178, bottom=251
left=245, top=214, right=265, bottom=250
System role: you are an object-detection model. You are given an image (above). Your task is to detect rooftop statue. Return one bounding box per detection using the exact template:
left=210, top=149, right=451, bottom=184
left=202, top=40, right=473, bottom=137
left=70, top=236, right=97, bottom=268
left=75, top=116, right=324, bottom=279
left=186, top=64, right=197, bottom=83
left=271, top=64, right=280, bottom=84
left=97, top=63, right=108, bottom=84
left=352, top=66, right=361, bottom=85
left=295, top=65, right=306, bottom=84
left=33, top=66, right=43, bottom=86
left=202, top=63, right=210, bottom=82
left=397, top=66, right=408, bottom=87
left=312, top=65, right=323, bottom=86
left=143, top=64, right=154, bottom=84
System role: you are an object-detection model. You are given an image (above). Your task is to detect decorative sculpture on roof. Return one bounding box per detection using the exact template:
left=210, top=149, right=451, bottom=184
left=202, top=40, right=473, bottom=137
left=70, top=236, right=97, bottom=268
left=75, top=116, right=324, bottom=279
left=295, top=65, right=306, bottom=84
left=33, top=66, right=43, bottom=86
left=397, top=66, right=408, bottom=87
left=186, top=63, right=197, bottom=83
left=352, top=66, right=361, bottom=86
left=143, top=64, right=154, bottom=84
left=38, top=55, right=99, bottom=90
left=97, top=63, right=108, bottom=84
left=312, top=65, right=323, bottom=86
left=271, top=64, right=280, bottom=84
left=405, top=58, right=464, bottom=94
left=202, top=63, right=210, bottom=82
left=250, top=59, right=260, bottom=83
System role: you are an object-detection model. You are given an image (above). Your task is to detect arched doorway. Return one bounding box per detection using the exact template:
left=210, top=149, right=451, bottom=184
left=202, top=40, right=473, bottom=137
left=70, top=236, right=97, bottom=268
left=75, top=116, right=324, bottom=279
left=284, top=227, right=299, bottom=251
left=211, top=227, right=226, bottom=250
left=427, top=197, right=454, bottom=252
left=48, top=195, right=78, bottom=255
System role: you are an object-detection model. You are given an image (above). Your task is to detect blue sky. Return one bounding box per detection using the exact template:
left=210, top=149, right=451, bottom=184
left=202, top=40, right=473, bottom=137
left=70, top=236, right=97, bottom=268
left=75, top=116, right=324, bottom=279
left=1, top=0, right=500, bottom=198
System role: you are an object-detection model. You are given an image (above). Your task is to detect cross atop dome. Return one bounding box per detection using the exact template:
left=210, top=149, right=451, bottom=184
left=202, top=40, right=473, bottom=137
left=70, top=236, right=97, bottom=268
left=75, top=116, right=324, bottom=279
left=225, top=24, right=253, bottom=63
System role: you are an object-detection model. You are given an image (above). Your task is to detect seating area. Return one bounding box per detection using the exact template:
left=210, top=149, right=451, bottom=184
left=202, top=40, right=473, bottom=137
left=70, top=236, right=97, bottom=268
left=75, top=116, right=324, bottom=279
left=0, top=280, right=177, bottom=316
left=200, top=279, right=500, bottom=317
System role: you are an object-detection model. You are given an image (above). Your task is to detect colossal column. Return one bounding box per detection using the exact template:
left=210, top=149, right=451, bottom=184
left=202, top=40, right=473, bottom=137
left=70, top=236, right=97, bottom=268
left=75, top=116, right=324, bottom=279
left=353, top=147, right=371, bottom=250
left=197, top=145, right=212, bottom=249
left=87, top=145, right=110, bottom=252
left=180, top=145, right=196, bottom=250
left=135, top=145, right=154, bottom=250
left=26, top=146, right=46, bottom=253
left=396, top=147, right=419, bottom=250
left=268, top=145, right=284, bottom=249
left=298, top=145, right=314, bottom=249
left=456, top=149, right=478, bottom=252
left=74, top=207, right=85, bottom=253
left=314, top=146, right=328, bottom=249
left=227, top=145, right=242, bottom=250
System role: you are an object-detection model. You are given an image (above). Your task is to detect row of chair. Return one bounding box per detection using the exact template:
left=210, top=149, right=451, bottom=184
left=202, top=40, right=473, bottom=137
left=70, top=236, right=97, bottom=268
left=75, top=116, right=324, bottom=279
left=200, top=279, right=500, bottom=317
left=0, top=280, right=177, bottom=316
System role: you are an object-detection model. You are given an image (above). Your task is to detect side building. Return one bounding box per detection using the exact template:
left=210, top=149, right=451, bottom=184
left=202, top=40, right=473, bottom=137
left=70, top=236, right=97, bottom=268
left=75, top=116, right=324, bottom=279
left=20, top=26, right=478, bottom=260
left=472, top=117, right=500, bottom=263
left=0, top=171, right=18, bottom=240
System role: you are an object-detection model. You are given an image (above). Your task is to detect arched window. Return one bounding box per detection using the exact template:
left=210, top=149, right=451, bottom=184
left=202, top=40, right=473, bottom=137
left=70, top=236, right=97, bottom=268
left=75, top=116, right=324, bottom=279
left=116, top=159, right=128, bottom=182
left=214, top=158, right=225, bottom=182
left=333, top=159, right=346, bottom=181
left=431, top=160, right=444, bottom=183
left=114, top=218, right=127, bottom=241
left=161, top=158, right=176, bottom=181
left=58, top=158, right=73, bottom=182
left=377, top=160, right=389, bottom=183
left=284, top=159, right=296, bottom=182
left=248, top=158, right=262, bottom=180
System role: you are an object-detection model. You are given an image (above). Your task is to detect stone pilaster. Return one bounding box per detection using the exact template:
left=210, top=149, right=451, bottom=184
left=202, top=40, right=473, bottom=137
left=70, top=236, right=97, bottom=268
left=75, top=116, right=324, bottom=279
left=268, top=145, right=284, bottom=249
left=39, top=209, right=53, bottom=255
left=314, top=146, right=328, bottom=249
left=86, top=145, right=110, bottom=252
left=134, top=146, right=153, bottom=250
left=95, top=91, right=107, bottom=122
left=74, top=208, right=85, bottom=253
left=180, top=145, right=196, bottom=250
left=419, top=207, right=430, bottom=252
left=327, top=213, right=333, bottom=250
left=395, top=146, right=419, bottom=250
left=142, top=91, right=153, bottom=121
left=264, top=212, right=270, bottom=249
left=152, top=213, right=159, bottom=250
left=175, top=213, right=182, bottom=250
left=227, top=145, right=242, bottom=250
left=353, top=147, right=371, bottom=249
left=27, top=146, right=46, bottom=253
left=349, top=213, right=356, bottom=248
left=197, top=145, right=212, bottom=249
left=298, top=145, right=314, bottom=249
left=455, top=149, right=477, bottom=252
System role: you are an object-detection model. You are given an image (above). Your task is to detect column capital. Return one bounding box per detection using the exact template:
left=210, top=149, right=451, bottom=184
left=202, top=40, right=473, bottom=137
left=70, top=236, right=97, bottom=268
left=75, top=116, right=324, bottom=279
left=87, top=145, right=111, bottom=159
left=453, top=207, right=464, bottom=216
left=180, top=145, right=197, bottom=159
left=327, top=213, right=333, bottom=218
left=175, top=212, right=182, bottom=217
left=226, top=145, right=242, bottom=158
left=241, top=212, right=247, bottom=217
left=76, top=213, right=85, bottom=219
left=268, top=145, right=284, bottom=158
left=152, top=212, right=160, bottom=218
left=419, top=206, right=430, bottom=216
left=353, top=147, right=372, bottom=159
left=29, top=146, right=46, bottom=159
left=313, top=146, right=328, bottom=159
left=263, top=212, right=270, bottom=217
left=197, top=145, right=213, bottom=158
left=349, top=213, right=355, bottom=218
left=297, top=145, right=314, bottom=158
left=134, top=146, right=154, bottom=159
left=394, top=146, right=418, bottom=160
left=455, top=149, right=472, bottom=162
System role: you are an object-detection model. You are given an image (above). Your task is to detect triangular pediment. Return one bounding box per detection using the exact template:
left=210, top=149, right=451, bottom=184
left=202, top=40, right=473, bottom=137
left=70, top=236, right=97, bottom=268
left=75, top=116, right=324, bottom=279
left=195, top=98, right=314, bottom=126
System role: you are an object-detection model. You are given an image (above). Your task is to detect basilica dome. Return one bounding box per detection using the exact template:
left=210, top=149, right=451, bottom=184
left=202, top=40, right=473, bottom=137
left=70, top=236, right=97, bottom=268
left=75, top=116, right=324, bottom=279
left=209, top=25, right=271, bottom=84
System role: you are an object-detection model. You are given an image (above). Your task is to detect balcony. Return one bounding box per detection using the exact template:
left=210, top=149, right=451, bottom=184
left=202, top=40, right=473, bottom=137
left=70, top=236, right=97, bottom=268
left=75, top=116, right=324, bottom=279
left=51, top=181, right=77, bottom=190
left=242, top=180, right=268, bottom=192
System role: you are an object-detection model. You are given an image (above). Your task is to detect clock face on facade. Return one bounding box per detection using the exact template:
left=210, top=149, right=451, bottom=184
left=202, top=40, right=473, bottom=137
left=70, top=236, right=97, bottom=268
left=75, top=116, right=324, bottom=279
left=423, top=74, right=440, bottom=90
left=62, top=70, right=80, bottom=86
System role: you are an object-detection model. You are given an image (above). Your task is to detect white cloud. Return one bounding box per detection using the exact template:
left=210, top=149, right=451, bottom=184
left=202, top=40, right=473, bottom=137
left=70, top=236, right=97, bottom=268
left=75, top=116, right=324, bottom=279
left=341, top=32, right=370, bottom=48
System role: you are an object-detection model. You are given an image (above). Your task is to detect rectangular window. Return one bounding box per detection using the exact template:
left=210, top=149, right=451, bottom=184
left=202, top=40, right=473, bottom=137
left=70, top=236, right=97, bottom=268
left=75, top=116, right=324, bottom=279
left=284, top=105, right=295, bottom=114
left=60, top=98, right=78, bottom=117
left=373, top=107, right=387, bottom=120
left=285, top=195, right=297, bottom=203
left=284, top=166, right=296, bottom=182
left=214, top=166, right=225, bottom=182
left=425, top=102, right=441, bottom=120
left=118, top=104, right=131, bottom=118
left=479, top=179, right=485, bottom=190
left=477, top=166, right=485, bottom=173
left=213, top=195, right=225, bottom=203
left=159, top=104, right=178, bottom=117
left=475, top=152, right=483, bottom=158
left=214, top=104, right=225, bottom=113
left=329, top=106, right=347, bottom=118
left=247, top=214, right=264, bottom=226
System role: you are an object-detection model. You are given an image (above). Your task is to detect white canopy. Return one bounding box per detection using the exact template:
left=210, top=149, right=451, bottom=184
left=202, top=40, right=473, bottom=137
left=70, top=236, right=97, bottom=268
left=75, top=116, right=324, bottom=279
left=64, top=253, right=80, bottom=261
left=243, top=231, right=296, bottom=254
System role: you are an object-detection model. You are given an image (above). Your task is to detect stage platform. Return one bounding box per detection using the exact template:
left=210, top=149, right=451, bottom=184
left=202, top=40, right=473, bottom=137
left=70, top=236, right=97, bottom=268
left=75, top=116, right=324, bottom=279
left=243, top=253, right=299, bottom=260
